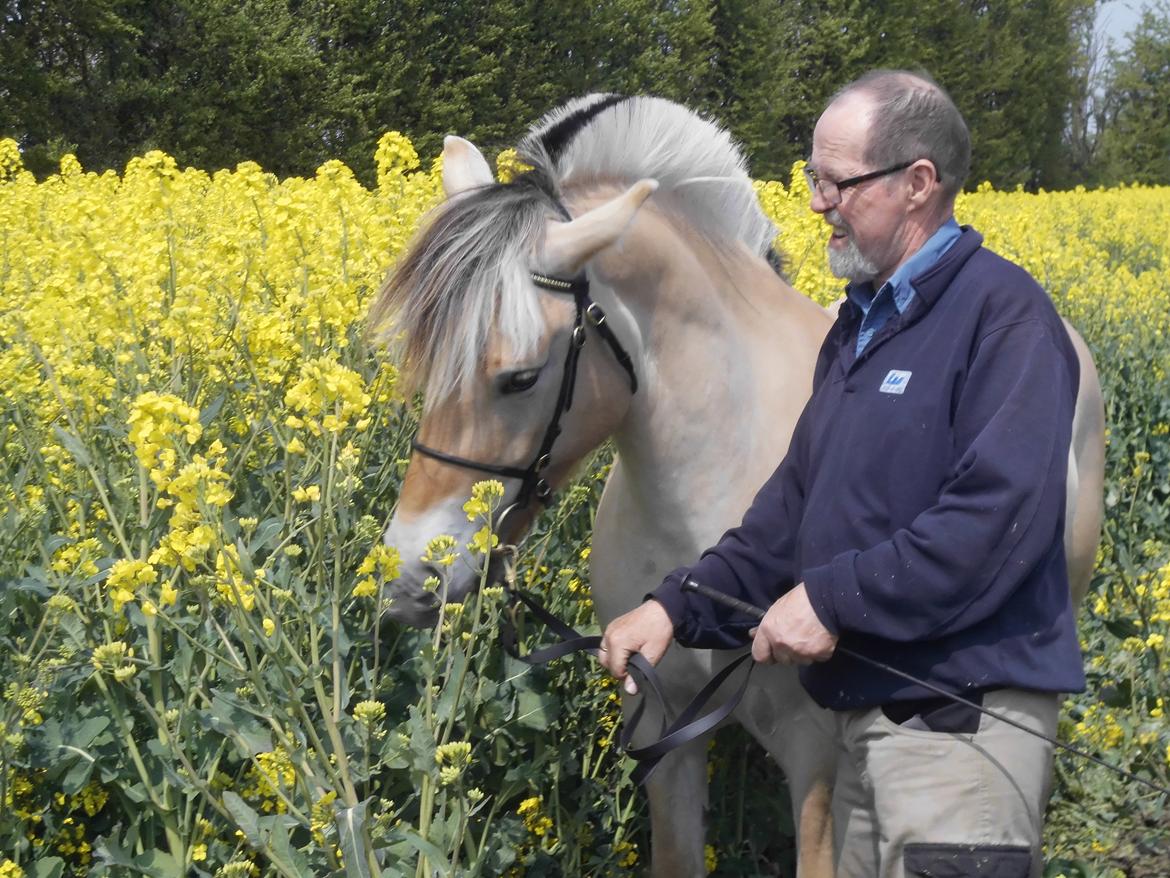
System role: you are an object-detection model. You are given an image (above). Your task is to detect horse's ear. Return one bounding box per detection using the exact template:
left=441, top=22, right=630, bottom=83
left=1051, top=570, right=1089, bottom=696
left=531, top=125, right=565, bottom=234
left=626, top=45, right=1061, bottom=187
left=442, top=136, right=494, bottom=197
left=541, top=179, right=658, bottom=277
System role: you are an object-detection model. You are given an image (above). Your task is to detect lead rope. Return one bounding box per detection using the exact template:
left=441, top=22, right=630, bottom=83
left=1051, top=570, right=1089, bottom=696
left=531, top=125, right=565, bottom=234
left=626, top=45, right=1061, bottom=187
left=681, top=578, right=1170, bottom=798
left=495, top=545, right=759, bottom=784
left=492, top=559, right=1170, bottom=795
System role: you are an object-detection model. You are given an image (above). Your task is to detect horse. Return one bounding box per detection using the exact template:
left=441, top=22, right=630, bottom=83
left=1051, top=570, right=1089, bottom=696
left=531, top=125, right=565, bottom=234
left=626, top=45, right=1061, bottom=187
left=368, top=95, right=1106, bottom=877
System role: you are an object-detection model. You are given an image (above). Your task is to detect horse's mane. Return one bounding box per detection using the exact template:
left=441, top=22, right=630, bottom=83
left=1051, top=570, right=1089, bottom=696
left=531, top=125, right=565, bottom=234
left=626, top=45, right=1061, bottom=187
left=370, top=94, right=776, bottom=402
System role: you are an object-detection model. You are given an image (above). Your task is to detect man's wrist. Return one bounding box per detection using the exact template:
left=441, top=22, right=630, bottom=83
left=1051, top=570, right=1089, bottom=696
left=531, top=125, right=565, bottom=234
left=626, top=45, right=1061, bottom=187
left=646, top=580, right=688, bottom=632
left=800, top=569, right=841, bottom=635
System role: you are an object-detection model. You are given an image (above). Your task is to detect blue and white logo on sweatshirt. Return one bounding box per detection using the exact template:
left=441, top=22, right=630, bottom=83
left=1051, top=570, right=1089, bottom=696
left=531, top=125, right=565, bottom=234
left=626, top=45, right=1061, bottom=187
left=879, top=370, right=912, bottom=394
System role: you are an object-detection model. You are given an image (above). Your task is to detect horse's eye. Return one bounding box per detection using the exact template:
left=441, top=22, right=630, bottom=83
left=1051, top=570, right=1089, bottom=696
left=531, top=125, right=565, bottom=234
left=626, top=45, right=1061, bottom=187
left=501, top=369, right=540, bottom=394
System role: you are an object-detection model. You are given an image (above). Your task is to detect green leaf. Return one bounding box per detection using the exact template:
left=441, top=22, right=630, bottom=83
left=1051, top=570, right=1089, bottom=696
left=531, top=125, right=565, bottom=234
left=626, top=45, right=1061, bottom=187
left=336, top=799, right=372, bottom=878
left=200, top=392, right=226, bottom=427
left=264, top=819, right=314, bottom=878
left=53, top=425, right=93, bottom=468
left=515, top=689, right=551, bottom=731
left=223, top=791, right=261, bottom=841
left=93, top=834, right=137, bottom=869
left=224, top=792, right=313, bottom=878
left=92, top=836, right=179, bottom=876
left=133, top=850, right=182, bottom=878
left=250, top=516, right=287, bottom=553
left=26, top=858, right=66, bottom=878
left=235, top=537, right=256, bottom=580
left=398, top=828, right=451, bottom=877
left=201, top=691, right=273, bottom=756
left=61, top=751, right=97, bottom=794
left=434, top=651, right=467, bottom=724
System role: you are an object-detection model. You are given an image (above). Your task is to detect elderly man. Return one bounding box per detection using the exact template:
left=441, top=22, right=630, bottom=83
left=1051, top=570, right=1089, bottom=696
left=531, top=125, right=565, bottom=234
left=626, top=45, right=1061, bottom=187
left=599, top=70, right=1084, bottom=877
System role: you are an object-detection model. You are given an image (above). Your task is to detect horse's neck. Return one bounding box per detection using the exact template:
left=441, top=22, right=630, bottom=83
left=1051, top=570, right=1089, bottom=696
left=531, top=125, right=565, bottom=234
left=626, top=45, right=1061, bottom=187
left=606, top=233, right=831, bottom=546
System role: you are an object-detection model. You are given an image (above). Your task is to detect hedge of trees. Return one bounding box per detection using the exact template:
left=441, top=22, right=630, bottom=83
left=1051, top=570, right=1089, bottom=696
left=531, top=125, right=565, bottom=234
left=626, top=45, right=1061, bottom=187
left=2, top=0, right=1168, bottom=187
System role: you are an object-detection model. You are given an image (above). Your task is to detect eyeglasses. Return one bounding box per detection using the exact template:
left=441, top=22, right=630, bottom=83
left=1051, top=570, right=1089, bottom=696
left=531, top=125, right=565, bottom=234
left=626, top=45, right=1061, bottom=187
left=802, top=160, right=915, bottom=206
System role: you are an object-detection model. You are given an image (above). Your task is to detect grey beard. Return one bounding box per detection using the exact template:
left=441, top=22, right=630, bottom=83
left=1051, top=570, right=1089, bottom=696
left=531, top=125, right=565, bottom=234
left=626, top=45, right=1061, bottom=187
left=828, top=234, right=879, bottom=282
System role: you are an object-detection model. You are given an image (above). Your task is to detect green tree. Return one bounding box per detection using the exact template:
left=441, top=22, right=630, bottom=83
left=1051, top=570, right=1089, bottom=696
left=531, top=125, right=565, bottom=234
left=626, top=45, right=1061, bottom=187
left=859, top=0, right=1092, bottom=189
left=1097, top=0, right=1170, bottom=184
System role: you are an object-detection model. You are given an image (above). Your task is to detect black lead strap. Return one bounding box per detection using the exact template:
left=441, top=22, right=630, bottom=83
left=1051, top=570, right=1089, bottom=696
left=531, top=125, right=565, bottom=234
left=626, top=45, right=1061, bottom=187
left=498, top=572, right=1170, bottom=793
left=680, top=578, right=1170, bottom=798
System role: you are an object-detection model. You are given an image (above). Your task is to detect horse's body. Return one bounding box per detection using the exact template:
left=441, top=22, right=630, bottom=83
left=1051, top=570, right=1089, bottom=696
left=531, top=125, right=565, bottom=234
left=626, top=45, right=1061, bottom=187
left=372, top=95, right=1105, bottom=877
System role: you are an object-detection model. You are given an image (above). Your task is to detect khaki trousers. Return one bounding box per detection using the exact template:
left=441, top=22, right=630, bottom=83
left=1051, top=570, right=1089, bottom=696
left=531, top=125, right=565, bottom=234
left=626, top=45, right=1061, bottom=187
left=832, top=689, right=1060, bottom=878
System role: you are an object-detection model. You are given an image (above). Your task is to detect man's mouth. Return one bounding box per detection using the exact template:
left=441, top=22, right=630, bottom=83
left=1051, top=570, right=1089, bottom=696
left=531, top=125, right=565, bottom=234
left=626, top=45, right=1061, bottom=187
left=826, top=211, right=851, bottom=243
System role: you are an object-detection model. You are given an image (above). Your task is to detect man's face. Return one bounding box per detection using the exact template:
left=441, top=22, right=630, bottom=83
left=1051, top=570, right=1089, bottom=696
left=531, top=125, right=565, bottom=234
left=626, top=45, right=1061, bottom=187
left=808, top=95, right=909, bottom=285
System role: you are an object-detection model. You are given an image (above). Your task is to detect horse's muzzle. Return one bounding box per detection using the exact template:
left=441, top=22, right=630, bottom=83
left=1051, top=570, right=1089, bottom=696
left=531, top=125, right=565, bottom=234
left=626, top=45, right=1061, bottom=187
left=381, top=580, right=442, bottom=629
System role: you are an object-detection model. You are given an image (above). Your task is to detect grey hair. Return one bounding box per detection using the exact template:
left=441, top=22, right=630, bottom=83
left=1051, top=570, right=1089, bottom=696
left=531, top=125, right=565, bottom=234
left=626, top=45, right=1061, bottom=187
left=831, top=70, right=971, bottom=200
left=369, top=95, right=778, bottom=403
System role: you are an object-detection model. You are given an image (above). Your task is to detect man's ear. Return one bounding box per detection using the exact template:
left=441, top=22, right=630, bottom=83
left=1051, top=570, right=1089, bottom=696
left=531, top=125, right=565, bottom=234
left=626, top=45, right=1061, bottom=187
left=906, top=158, right=940, bottom=209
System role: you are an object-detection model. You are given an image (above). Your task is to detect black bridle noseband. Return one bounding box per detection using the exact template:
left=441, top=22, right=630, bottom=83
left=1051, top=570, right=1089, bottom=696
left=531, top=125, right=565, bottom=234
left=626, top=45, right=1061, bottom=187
left=410, top=270, right=637, bottom=531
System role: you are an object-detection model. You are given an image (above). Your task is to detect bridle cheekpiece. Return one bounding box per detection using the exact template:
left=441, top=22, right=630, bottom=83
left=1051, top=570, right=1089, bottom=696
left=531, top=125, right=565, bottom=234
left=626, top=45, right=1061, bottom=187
left=410, top=269, right=637, bottom=534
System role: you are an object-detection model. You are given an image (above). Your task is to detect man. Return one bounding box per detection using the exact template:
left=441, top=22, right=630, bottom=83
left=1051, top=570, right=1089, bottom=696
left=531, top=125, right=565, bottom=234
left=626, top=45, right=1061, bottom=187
left=598, top=70, right=1085, bottom=877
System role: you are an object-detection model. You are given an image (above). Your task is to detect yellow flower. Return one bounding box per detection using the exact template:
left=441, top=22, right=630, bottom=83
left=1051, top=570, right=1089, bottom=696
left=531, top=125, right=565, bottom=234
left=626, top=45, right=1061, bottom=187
left=517, top=795, right=553, bottom=837
left=292, top=484, right=320, bottom=503
left=126, top=392, right=203, bottom=487
left=467, top=525, right=498, bottom=556
left=421, top=535, right=458, bottom=567
left=262, top=618, right=276, bottom=637
left=462, top=479, right=505, bottom=521
left=435, top=740, right=472, bottom=767
left=285, top=356, right=370, bottom=436
left=495, top=149, right=532, bottom=184
left=105, top=559, right=158, bottom=613
left=352, top=577, right=378, bottom=598
left=353, top=700, right=386, bottom=725
left=375, top=131, right=420, bottom=184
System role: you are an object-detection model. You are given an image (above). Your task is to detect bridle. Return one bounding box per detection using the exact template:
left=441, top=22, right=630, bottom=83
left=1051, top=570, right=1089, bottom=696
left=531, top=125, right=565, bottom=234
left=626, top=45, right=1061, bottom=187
left=410, top=269, right=638, bottom=534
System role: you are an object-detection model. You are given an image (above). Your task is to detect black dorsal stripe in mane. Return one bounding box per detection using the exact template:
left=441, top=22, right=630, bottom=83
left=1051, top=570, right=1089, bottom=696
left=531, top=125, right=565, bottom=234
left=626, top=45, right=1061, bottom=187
left=537, top=94, right=630, bottom=165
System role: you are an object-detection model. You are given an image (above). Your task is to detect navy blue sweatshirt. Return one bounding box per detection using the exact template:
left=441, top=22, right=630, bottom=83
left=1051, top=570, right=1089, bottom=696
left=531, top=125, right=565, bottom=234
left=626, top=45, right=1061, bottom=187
left=652, top=228, right=1086, bottom=710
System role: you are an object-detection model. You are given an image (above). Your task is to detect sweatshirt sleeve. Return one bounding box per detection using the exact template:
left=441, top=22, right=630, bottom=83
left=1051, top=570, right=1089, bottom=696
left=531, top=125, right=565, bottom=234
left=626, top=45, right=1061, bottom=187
left=801, top=319, right=1074, bottom=641
left=650, top=410, right=811, bottom=649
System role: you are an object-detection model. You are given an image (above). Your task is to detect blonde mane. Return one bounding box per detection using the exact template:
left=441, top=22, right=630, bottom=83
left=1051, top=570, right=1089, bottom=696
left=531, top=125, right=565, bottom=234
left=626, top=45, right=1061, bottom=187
left=370, top=95, right=774, bottom=402
left=521, top=94, right=775, bottom=256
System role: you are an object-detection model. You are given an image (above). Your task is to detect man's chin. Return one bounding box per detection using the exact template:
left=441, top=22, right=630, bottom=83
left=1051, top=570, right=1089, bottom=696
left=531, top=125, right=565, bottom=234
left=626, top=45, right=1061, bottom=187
left=828, top=242, right=878, bottom=282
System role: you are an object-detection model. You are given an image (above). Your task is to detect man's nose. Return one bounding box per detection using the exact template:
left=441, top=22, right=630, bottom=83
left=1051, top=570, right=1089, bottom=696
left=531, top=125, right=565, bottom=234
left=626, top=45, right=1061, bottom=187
left=808, top=185, right=832, bottom=215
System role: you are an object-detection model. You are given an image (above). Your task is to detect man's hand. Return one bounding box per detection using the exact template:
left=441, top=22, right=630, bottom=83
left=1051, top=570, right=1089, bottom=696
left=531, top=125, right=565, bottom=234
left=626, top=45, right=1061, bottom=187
left=750, top=583, right=837, bottom=665
left=598, top=599, right=674, bottom=695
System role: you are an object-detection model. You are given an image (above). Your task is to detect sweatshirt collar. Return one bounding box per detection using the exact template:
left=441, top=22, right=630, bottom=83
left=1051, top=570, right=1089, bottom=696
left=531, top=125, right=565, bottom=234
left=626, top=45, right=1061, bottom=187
left=846, top=218, right=963, bottom=315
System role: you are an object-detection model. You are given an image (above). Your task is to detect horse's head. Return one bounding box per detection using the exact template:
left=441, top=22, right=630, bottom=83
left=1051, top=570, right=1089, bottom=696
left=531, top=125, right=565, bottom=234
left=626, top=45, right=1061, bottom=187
left=370, top=134, right=656, bottom=627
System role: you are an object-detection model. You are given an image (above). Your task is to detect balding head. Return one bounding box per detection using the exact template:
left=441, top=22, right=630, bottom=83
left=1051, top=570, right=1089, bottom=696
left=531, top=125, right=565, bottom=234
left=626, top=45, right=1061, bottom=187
left=828, top=70, right=971, bottom=203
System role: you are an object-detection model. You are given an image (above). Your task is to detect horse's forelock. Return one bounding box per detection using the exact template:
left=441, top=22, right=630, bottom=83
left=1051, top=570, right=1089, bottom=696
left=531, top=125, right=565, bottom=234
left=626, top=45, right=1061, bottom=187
left=369, top=170, right=562, bottom=403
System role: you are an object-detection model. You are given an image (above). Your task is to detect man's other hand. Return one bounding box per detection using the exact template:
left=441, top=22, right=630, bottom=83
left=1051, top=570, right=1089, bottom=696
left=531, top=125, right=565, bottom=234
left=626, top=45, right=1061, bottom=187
left=750, top=583, right=837, bottom=665
left=599, top=600, right=674, bottom=695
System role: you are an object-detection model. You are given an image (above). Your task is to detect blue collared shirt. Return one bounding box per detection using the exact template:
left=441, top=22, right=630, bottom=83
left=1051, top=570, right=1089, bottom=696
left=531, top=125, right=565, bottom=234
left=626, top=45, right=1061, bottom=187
left=847, top=218, right=962, bottom=355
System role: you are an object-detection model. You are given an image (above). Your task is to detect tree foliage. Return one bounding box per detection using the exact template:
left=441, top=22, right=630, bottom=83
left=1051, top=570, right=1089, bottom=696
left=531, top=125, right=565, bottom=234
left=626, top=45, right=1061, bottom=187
left=1097, top=1, right=1170, bottom=185
left=2, top=0, right=1164, bottom=187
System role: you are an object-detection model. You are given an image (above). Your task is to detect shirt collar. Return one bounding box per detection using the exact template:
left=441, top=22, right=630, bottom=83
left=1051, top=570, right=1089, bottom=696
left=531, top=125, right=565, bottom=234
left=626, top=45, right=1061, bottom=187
left=846, top=218, right=962, bottom=315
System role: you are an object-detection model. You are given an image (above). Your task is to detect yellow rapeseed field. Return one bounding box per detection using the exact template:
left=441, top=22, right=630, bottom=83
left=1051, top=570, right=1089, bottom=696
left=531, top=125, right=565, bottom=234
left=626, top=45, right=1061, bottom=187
left=1, top=134, right=1168, bottom=877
